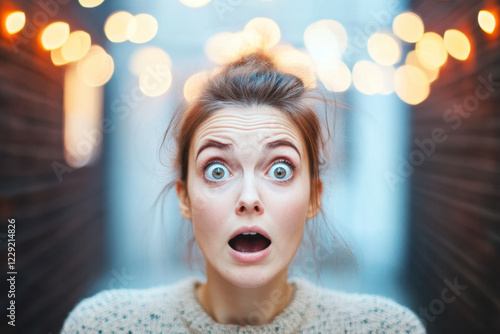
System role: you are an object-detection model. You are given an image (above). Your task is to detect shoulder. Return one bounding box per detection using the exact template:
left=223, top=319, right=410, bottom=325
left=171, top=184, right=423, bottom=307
left=293, top=279, right=426, bottom=333
left=61, top=277, right=197, bottom=333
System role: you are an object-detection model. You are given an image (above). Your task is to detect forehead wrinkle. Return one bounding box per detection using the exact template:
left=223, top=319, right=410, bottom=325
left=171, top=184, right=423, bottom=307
left=195, top=125, right=297, bottom=138
left=194, top=123, right=301, bottom=146
left=195, top=126, right=302, bottom=148
left=197, top=119, right=293, bottom=132
left=194, top=116, right=300, bottom=138
left=191, top=108, right=305, bottom=161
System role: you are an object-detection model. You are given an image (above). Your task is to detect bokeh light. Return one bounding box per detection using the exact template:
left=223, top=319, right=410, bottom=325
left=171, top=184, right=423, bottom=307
left=378, top=65, right=396, bottom=95
left=129, top=47, right=172, bottom=76
left=51, top=47, right=69, bottom=66
left=139, top=64, right=173, bottom=97
left=352, top=60, right=383, bottom=95
left=5, top=11, right=25, bottom=34
left=443, top=29, right=471, bottom=60
left=478, top=10, right=496, bottom=34
left=367, top=33, right=401, bottom=66
left=179, top=0, right=212, bottom=8
left=104, top=11, right=134, bottom=43
left=415, top=32, right=448, bottom=69
left=77, top=45, right=114, bottom=87
left=394, top=65, right=430, bottom=105
left=316, top=61, right=351, bottom=92
left=272, top=45, right=316, bottom=88
left=78, top=0, right=105, bottom=8
left=64, top=62, right=104, bottom=168
left=61, top=31, right=91, bottom=62
left=304, top=19, right=347, bottom=63
left=205, top=31, right=249, bottom=64
left=392, top=11, right=424, bottom=43
left=127, top=13, right=158, bottom=44
left=184, top=71, right=210, bottom=101
left=405, top=50, right=439, bottom=83
left=243, top=17, right=281, bottom=50
left=41, top=22, right=70, bottom=50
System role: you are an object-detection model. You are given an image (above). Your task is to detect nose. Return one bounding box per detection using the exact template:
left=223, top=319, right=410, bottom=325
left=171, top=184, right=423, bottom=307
left=235, top=173, right=264, bottom=215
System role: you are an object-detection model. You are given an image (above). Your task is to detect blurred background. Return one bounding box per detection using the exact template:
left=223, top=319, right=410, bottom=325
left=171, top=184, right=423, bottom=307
left=0, top=0, right=499, bottom=333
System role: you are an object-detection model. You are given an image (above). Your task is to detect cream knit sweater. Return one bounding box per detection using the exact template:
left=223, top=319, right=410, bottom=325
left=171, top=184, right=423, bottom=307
left=61, top=277, right=426, bottom=333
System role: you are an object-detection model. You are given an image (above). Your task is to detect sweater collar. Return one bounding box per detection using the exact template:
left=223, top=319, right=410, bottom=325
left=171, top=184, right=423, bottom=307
left=177, top=276, right=316, bottom=333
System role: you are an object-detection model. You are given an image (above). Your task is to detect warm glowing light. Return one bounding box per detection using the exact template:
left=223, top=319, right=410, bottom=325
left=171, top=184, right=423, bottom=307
left=64, top=62, right=104, bottom=168
left=352, top=60, right=383, bottom=95
left=272, top=45, right=316, bottom=88
left=179, top=0, right=212, bottom=8
left=5, top=11, right=25, bottom=34
left=392, top=12, right=424, bottom=43
left=41, top=22, right=70, bottom=50
left=405, top=50, right=439, bottom=82
left=478, top=10, right=496, bottom=34
left=316, top=61, right=351, bottom=92
left=184, top=71, right=210, bottom=101
left=51, top=47, right=69, bottom=66
left=394, top=65, right=430, bottom=105
left=443, top=29, right=471, bottom=60
left=127, top=13, right=158, bottom=44
left=415, top=32, right=448, bottom=69
left=367, top=33, right=401, bottom=66
left=77, top=45, right=114, bottom=87
left=61, top=31, right=91, bottom=62
left=104, top=11, right=134, bottom=43
left=243, top=17, right=281, bottom=49
left=205, top=31, right=250, bottom=64
left=304, top=19, right=348, bottom=63
left=78, top=0, right=105, bottom=8
left=129, top=47, right=172, bottom=76
left=378, top=65, right=396, bottom=95
left=139, top=64, right=172, bottom=97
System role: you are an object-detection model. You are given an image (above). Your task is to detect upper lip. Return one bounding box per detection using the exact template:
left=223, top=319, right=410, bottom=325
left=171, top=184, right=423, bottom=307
left=228, top=225, right=272, bottom=243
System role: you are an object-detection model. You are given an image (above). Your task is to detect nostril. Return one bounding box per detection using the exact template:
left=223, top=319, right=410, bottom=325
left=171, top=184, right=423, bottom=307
left=237, top=203, right=262, bottom=214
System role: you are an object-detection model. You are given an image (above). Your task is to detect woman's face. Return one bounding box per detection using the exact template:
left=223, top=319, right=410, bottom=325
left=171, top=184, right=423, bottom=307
left=176, top=106, right=321, bottom=288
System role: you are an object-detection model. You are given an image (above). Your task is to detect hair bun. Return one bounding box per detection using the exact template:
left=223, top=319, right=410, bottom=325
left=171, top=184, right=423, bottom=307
left=230, top=52, right=277, bottom=72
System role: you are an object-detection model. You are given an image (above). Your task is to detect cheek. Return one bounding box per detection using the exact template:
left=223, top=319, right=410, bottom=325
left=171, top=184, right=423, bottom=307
left=188, top=179, right=230, bottom=235
left=269, top=179, right=310, bottom=230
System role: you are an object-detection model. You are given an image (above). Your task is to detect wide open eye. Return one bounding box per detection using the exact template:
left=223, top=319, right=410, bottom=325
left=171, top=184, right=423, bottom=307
left=268, top=160, right=293, bottom=181
left=205, top=163, right=230, bottom=182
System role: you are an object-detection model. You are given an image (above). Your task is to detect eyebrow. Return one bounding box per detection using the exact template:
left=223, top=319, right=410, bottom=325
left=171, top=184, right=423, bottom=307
left=195, top=140, right=301, bottom=160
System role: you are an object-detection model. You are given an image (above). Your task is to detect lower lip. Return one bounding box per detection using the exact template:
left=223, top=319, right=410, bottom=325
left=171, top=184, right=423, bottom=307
left=228, top=244, right=271, bottom=263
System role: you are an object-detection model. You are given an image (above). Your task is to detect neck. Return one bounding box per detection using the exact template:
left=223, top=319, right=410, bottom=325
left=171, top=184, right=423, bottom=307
left=196, top=266, right=294, bottom=325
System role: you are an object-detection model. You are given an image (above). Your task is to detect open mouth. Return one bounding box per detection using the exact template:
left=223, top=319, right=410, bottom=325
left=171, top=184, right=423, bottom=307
left=228, top=232, right=271, bottom=253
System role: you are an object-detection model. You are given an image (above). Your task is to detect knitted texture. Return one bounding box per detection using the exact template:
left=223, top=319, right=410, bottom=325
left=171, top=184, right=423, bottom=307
left=61, top=277, right=426, bottom=333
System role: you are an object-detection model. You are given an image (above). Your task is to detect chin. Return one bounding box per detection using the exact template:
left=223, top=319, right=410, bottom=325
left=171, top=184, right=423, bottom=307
left=224, top=267, right=283, bottom=289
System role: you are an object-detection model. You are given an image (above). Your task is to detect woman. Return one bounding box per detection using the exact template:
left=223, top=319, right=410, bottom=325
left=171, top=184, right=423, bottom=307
left=62, top=53, right=426, bottom=333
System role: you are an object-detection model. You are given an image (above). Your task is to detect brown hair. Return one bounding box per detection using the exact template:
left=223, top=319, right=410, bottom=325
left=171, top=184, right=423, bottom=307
left=157, top=51, right=352, bottom=273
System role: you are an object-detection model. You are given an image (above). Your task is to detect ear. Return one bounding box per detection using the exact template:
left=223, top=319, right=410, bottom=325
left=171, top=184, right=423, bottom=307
left=306, top=178, right=323, bottom=220
left=176, top=179, right=192, bottom=220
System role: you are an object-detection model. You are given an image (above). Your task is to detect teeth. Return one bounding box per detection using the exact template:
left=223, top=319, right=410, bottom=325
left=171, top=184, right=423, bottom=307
left=242, top=232, right=257, bottom=235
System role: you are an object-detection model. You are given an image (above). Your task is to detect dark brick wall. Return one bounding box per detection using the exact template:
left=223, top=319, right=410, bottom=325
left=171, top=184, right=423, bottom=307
left=406, top=0, right=500, bottom=333
left=0, top=1, right=108, bottom=333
